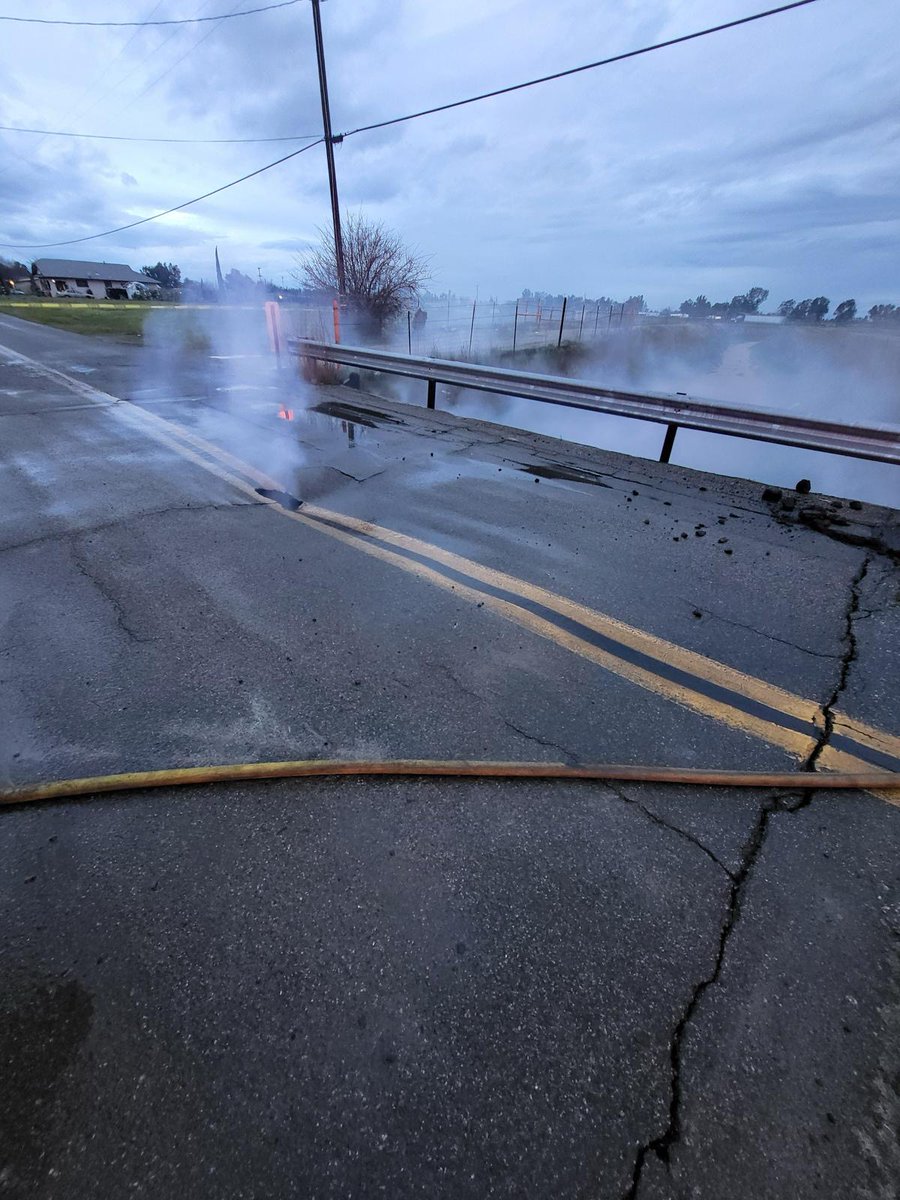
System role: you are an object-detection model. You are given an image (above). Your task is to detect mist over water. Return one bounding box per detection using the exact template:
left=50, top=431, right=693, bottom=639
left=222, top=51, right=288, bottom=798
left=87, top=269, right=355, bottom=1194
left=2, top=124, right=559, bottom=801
left=441, top=321, right=900, bottom=509
left=137, top=304, right=898, bottom=510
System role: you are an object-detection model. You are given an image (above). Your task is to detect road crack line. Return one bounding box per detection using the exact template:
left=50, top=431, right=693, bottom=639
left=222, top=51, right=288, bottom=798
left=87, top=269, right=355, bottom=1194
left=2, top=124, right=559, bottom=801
left=435, top=664, right=577, bottom=762
left=500, top=717, right=577, bottom=763
left=805, top=554, right=870, bottom=774
left=433, top=662, right=495, bottom=706
left=0, top=500, right=260, bottom=555
left=620, top=553, right=872, bottom=1199
left=686, top=603, right=839, bottom=660
left=69, top=541, right=155, bottom=645
left=604, top=782, right=734, bottom=880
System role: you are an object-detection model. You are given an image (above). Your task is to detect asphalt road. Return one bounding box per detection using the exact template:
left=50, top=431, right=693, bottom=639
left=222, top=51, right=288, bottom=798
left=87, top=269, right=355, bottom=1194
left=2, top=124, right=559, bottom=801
left=1, top=314, right=898, bottom=1200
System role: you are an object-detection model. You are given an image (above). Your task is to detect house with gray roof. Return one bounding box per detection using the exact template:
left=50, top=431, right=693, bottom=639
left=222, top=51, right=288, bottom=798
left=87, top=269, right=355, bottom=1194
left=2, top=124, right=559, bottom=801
left=30, top=258, right=158, bottom=300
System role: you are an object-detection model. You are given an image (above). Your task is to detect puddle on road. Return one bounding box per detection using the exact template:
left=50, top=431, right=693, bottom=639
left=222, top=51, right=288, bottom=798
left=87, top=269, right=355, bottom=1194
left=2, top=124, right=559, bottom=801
left=520, top=463, right=612, bottom=488
left=313, top=398, right=405, bottom=428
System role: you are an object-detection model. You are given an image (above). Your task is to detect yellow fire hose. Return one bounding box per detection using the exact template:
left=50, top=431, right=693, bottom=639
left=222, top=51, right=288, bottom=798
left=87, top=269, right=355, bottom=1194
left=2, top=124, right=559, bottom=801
left=2, top=759, right=899, bottom=808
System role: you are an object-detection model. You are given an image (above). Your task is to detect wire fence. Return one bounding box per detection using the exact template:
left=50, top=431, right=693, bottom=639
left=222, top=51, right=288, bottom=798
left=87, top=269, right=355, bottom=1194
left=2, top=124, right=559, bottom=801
left=277, top=298, right=642, bottom=361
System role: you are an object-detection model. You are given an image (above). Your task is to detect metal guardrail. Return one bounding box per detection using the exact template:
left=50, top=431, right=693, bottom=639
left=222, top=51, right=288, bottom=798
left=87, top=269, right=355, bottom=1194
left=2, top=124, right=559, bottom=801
left=292, top=339, right=900, bottom=467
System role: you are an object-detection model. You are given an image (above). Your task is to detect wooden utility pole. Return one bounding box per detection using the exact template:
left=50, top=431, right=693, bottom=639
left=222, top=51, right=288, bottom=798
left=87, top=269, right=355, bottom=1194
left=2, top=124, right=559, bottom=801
left=310, top=0, right=346, bottom=296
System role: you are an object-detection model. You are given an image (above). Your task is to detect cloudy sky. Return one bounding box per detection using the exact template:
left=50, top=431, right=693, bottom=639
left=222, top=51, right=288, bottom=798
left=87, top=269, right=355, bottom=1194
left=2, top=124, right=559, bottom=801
left=1, top=0, right=898, bottom=310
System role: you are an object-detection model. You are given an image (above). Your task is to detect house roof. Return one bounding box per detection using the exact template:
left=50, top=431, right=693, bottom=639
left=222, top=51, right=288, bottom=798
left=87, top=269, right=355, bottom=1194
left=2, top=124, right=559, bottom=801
left=32, top=258, right=157, bottom=285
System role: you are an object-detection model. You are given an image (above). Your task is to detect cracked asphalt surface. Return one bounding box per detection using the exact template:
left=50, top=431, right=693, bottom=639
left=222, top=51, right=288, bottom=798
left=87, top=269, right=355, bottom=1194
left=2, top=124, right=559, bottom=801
left=1, top=315, right=898, bottom=1199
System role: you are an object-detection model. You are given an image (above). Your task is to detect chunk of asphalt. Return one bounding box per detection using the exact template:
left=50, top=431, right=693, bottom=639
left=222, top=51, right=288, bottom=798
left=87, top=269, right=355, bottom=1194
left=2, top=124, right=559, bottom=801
left=255, top=488, right=303, bottom=511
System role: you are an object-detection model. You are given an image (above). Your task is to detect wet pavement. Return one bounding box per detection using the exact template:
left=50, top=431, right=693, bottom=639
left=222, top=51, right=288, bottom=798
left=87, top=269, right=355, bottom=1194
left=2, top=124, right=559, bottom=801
left=1, top=316, right=898, bottom=1199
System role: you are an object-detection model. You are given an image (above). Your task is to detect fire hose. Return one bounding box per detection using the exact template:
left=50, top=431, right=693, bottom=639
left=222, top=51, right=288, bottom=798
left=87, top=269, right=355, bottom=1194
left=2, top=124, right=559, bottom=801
left=2, top=759, right=898, bottom=808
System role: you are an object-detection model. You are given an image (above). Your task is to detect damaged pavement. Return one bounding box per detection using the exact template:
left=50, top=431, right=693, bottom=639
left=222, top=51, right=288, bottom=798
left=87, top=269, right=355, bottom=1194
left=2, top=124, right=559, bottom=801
left=0, top=319, right=898, bottom=1199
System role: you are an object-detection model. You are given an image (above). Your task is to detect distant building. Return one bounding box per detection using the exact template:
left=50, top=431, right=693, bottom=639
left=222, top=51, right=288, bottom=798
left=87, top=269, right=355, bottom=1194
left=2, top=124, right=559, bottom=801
left=30, top=258, right=158, bottom=300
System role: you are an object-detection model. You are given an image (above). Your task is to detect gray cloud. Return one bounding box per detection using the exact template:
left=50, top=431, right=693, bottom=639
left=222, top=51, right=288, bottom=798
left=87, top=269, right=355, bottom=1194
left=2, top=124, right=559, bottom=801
left=0, top=0, right=897, bottom=310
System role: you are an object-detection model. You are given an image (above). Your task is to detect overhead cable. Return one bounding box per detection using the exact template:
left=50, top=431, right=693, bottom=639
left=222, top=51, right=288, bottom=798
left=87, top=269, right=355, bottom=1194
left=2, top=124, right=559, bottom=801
left=0, top=0, right=821, bottom=250
left=338, top=0, right=823, bottom=139
left=0, top=139, right=323, bottom=249
left=0, top=0, right=302, bottom=26
left=0, top=124, right=319, bottom=144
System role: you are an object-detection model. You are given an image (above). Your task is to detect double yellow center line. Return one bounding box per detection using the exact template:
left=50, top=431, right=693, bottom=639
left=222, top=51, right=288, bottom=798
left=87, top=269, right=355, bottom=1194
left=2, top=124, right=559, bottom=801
left=114, top=398, right=900, bottom=805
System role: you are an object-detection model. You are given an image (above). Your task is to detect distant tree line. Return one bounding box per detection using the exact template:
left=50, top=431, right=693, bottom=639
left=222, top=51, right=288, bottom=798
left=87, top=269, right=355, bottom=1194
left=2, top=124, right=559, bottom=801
left=677, top=286, right=899, bottom=324
left=778, top=297, right=898, bottom=322
left=679, top=287, right=769, bottom=320
left=777, top=297, right=832, bottom=321
left=521, top=288, right=646, bottom=311
left=141, top=262, right=182, bottom=290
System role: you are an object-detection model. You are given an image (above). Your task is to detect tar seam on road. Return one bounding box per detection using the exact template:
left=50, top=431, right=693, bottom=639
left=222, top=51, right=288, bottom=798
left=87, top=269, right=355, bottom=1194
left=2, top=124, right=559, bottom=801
left=2, top=338, right=898, bottom=803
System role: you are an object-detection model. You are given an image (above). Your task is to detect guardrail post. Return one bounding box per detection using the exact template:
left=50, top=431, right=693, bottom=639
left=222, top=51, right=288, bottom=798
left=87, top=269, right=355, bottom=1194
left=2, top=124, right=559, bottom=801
left=427, top=378, right=436, bottom=410
left=659, top=423, right=678, bottom=464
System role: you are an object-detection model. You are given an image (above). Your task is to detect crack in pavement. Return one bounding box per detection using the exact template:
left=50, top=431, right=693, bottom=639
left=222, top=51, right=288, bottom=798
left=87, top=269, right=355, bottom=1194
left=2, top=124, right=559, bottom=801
left=433, top=661, right=494, bottom=707
left=604, top=782, right=735, bottom=880
left=69, top=540, right=156, bottom=646
left=434, top=663, right=577, bottom=762
left=620, top=552, right=872, bottom=1200
left=805, top=554, right=870, bottom=774
left=329, top=465, right=387, bottom=483
left=685, top=603, right=839, bottom=660
left=0, top=400, right=119, bottom=417
left=500, top=716, right=578, bottom=763
left=0, top=499, right=262, bottom=556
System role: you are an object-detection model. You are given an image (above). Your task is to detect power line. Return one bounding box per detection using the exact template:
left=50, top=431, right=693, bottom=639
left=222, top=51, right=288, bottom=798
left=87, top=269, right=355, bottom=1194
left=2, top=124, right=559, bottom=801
left=0, top=1, right=303, bottom=26
left=64, top=0, right=223, bottom=129
left=0, top=0, right=822, bottom=252
left=0, top=0, right=174, bottom=185
left=0, top=0, right=249, bottom=183
left=0, top=123, right=319, bottom=144
left=121, top=0, right=250, bottom=113
left=0, top=139, right=323, bottom=250
left=338, top=0, right=823, bottom=139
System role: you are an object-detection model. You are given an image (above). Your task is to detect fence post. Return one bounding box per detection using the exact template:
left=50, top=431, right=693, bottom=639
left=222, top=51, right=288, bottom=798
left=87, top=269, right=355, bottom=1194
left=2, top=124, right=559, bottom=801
left=513, top=300, right=519, bottom=352
left=578, top=302, right=585, bottom=340
left=407, top=309, right=412, bottom=354
left=264, top=301, right=283, bottom=363
left=593, top=304, right=600, bottom=336
left=659, top=423, right=678, bottom=464
left=468, top=299, right=476, bottom=357
left=557, top=296, right=567, bottom=347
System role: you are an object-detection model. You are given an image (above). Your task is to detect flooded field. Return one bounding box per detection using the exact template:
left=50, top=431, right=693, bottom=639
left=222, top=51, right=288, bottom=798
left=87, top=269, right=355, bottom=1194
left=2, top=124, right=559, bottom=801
left=415, top=320, right=900, bottom=508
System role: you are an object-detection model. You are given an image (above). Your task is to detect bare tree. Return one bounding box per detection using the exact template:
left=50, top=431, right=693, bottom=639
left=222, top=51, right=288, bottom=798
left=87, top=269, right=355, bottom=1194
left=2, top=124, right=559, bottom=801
left=297, top=213, right=428, bottom=334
